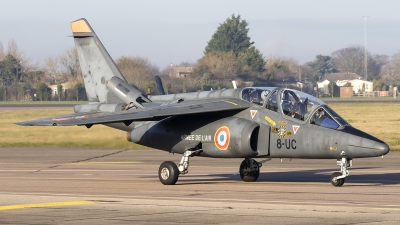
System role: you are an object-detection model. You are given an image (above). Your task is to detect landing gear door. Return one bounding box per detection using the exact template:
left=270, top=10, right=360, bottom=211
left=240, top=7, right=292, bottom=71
left=257, top=124, right=271, bottom=156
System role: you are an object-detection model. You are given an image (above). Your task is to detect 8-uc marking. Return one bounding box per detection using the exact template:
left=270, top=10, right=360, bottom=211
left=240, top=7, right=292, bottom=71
left=277, top=139, right=296, bottom=149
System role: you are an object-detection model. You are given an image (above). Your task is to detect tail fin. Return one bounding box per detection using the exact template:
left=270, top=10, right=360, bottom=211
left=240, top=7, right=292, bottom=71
left=154, top=75, right=166, bottom=95
left=71, top=18, right=131, bottom=103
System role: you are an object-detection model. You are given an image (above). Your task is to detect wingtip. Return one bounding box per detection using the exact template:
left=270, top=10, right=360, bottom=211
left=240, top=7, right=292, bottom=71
left=14, top=121, right=28, bottom=126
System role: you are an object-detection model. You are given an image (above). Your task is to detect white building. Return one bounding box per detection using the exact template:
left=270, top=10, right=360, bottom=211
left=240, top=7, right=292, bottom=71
left=318, top=73, right=373, bottom=95
left=336, top=78, right=373, bottom=93
left=317, top=79, right=330, bottom=94
left=49, top=82, right=70, bottom=98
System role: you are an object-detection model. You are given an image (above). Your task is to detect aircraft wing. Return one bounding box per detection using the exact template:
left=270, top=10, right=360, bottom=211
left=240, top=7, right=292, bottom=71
left=15, top=98, right=250, bottom=127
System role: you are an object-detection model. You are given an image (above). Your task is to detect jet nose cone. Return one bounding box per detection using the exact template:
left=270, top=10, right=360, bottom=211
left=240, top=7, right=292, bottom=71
left=375, top=141, right=390, bottom=155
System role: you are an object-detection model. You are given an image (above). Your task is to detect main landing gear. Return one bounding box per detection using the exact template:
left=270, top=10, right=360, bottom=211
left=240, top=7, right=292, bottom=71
left=158, top=150, right=264, bottom=185
left=158, top=149, right=202, bottom=185
left=330, top=157, right=351, bottom=187
left=239, top=158, right=262, bottom=182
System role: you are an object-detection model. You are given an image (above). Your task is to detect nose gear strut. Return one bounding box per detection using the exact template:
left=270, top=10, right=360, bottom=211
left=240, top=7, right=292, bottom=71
left=331, top=156, right=352, bottom=187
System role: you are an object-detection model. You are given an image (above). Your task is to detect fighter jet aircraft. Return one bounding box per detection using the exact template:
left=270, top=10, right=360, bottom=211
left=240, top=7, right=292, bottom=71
left=16, top=18, right=390, bottom=186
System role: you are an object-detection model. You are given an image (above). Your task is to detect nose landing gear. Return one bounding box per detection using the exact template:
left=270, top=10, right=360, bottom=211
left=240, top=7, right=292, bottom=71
left=331, top=157, right=351, bottom=187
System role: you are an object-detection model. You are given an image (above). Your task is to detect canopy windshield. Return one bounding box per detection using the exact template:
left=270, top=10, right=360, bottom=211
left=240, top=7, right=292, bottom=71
left=279, top=89, right=324, bottom=121
left=241, top=87, right=277, bottom=106
left=281, top=89, right=349, bottom=128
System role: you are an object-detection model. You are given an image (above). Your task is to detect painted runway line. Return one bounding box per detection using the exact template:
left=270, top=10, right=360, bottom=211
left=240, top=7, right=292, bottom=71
left=0, top=200, right=97, bottom=211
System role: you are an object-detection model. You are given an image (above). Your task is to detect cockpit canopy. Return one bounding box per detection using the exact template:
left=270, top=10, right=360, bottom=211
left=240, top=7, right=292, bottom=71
left=241, top=87, right=349, bottom=129
left=241, top=87, right=275, bottom=106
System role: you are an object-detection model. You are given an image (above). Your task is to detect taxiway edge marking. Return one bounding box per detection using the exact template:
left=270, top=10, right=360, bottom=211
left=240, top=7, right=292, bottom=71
left=0, top=200, right=97, bottom=211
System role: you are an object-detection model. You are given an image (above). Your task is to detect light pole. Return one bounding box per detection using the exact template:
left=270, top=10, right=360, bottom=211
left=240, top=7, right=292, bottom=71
left=362, top=16, right=369, bottom=80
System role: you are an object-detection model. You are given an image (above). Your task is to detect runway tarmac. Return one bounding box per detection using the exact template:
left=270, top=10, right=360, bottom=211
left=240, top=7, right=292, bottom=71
left=0, top=148, right=399, bottom=224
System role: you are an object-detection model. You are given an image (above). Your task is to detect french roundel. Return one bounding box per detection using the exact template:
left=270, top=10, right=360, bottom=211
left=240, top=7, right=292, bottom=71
left=214, top=126, right=230, bottom=150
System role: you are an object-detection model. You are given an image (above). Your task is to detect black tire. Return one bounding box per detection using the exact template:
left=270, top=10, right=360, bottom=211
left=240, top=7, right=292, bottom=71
left=239, top=159, right=260, bottom=182
left=158, top=161, right=179, bottom=185
left=331, top=172, right=345, bottom=187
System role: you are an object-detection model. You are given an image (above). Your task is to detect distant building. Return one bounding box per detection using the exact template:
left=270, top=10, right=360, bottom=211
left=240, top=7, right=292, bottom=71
left=169, top=63, right=193, bottom=78
left=336, top=79, right=373, bottom=93
left=317, top=80, right=330, bottom=95
left=317, top=72, right=373, bottom=95
left=49, top=82, right=71, bottom=98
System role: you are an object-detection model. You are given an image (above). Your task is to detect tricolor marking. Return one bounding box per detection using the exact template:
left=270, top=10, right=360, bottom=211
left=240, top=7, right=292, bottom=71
left=214, top=126, right=230, bottom=150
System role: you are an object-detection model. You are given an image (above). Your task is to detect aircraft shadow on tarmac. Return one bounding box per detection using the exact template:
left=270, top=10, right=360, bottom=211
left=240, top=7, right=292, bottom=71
left=142, top=168, right=400, bottom=185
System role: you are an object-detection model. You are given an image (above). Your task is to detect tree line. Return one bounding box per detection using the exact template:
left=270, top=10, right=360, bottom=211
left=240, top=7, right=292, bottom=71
left=1, top=14, right=398, bottom=101
left=0, top=40, right=86, bottom=101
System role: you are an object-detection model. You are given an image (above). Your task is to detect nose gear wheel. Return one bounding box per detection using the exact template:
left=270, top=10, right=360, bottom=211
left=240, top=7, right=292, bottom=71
left=331, top=172, right=345, bottom=187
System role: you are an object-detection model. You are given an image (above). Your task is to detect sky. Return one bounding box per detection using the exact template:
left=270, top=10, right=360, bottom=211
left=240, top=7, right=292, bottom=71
left=1, top=0, right=400, bottom=69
